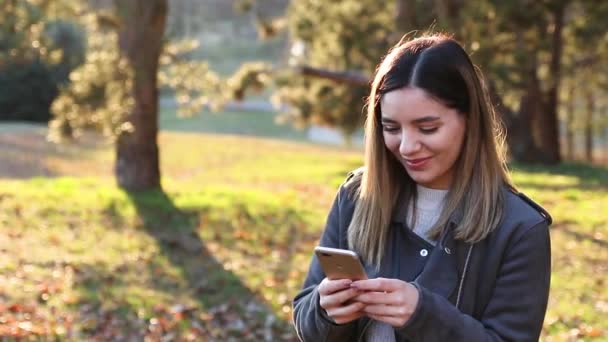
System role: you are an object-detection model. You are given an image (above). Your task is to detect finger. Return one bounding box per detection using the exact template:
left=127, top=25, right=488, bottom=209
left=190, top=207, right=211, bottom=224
left=318, top=278, right=353, bottom=296
left=326, top=300, right=366, bottom=320
left=363, top=304, right=413, bottom=317
left=320, top=288, right=361, bottom=309
left=351, top=278, right=402, bottom=292
left=366, top=313, right=401, bottom=327
left=332, top=310, right=366, bottom=325
left=353, top=291, right=395, bottom=305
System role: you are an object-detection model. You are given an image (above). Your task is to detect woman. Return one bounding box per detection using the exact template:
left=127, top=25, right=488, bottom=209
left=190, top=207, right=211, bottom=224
left=292, top=34, right=552, bottom=341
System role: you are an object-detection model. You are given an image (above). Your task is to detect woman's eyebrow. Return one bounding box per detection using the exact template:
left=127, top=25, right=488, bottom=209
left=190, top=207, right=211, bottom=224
left=412, top=116, right=440, bottom=124
left=380, top=117, right=398, bottom=123
left=381, top=116, right=440, bottom=124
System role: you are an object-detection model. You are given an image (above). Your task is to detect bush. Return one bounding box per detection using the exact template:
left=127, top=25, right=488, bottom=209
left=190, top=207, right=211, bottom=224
left=0, top=18, right=85, bottom=124
left=0, top=59, right=59, bottom=123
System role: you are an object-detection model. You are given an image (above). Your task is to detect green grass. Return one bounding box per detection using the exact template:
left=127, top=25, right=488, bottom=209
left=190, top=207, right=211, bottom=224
left=0, top=178, right=323, bottom=340
left=509, top=163, right=608, bottom=341
left=0, top=131, right=606, bottom=340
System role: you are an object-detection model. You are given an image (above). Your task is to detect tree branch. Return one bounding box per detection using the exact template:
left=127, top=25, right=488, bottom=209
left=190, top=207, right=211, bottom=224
left=297, top=65, right=369, bottom=87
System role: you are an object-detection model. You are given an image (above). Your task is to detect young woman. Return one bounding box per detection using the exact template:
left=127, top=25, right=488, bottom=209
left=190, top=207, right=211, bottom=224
left=292, top=34, right=552, bottom=341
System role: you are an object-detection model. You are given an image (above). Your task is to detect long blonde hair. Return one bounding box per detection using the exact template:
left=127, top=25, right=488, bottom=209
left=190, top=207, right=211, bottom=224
left=348, top=34, right=512, bottom=267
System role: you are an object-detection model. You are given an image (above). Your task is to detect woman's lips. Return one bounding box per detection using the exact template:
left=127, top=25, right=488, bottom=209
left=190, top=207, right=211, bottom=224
left=404, top=156, right=432, bottom=170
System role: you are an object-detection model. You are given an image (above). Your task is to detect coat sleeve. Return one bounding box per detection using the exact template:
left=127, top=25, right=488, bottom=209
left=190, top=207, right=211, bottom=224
left=396, top=221, right=551, bottom=341
left=292, top=184, right=358, bottom=342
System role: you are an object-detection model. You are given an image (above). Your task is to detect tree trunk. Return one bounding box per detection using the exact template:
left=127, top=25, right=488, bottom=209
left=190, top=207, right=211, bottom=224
left=299, top=65, right=369, bottom=87
left=395, top=0, right=417, bottom=33
left=565, top=82, right=575, bottom=160
left=394, top=0, right=438, bottom=39
left=603, top=104, right=608, bottom=164
left=434, top=0, right=464, bottom=30
left=584, top=88, right=594, bottom=163
left=7, top=0, right=17, bottom=35
left=536, top=4, right=565, bottom=164
left=494, top=27, right=548, bottom=164
left=114, top=0, right=167, bottom=191
left=514, top=72, right=546, bottom=163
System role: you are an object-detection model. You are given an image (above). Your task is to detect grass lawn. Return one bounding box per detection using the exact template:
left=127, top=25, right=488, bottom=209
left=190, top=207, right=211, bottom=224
left=0, top=128, right=606, bottom=340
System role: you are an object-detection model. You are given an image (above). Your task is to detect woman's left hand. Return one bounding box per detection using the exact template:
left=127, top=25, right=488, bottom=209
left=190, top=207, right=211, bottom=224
left=351, top=278, right=419, bottom=327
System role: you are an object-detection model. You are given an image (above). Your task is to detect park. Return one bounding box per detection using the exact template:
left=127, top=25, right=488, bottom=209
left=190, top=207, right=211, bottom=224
left=0, top=0, right=607, bottom=340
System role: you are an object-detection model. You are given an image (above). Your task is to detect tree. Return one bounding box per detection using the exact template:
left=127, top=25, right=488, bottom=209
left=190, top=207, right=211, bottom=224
left=113, top=0, right=167, bottom=191
left=416, top=0, right=569, bottom=163
left=552, top=0, right=608, bottom=162
left=273, top=0, right=395, bottom=141
left=280, top=0, right=608, bottom=165
left=563, top=79, right=576, bottom=160
left=50, top=1, right=222, bottom=191
left=583, top=84, right=594, bottom=162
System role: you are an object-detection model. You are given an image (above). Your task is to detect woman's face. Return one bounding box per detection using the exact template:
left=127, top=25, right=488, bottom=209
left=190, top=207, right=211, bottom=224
left=380, top=87, right=466, bottom=190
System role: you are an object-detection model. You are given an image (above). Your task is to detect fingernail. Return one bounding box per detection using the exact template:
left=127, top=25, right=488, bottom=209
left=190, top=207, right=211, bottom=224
left=350, top=283, right=358, bottom=289
left=343, top=280, right=352, bottom=286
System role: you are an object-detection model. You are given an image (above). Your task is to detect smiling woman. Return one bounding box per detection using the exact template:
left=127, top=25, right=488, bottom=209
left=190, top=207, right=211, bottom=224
left=293, top=33, right=553, bottom=342
left=380, top=87, right=466, bottom=190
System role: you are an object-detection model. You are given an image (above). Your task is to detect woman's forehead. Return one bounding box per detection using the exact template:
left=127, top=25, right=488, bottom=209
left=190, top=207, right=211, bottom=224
left=380, top=87, right=452, bottom=119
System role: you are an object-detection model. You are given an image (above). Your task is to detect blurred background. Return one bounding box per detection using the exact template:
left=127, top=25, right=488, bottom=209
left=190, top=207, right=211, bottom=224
left=0, top=0, right=606, bottom=340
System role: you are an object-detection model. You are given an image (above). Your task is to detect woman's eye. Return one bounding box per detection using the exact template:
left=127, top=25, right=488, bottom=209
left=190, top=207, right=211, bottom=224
left=420, top=127, right=438, bottom=134
left=382, top=126, right=400, bottom=133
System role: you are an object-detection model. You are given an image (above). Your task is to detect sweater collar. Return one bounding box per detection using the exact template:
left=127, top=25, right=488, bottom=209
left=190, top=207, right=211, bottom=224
left=391, top=184, right=463, bottom=226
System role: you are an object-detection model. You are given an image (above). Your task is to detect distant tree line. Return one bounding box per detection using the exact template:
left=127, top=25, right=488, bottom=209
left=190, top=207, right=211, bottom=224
left=1, top=0, right=606, bottom=192
left=278, top=0, right=608, bottom=165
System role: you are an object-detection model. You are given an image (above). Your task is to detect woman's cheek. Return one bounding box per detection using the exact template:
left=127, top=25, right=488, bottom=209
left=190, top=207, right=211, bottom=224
left=384, top=135, right=400, bottom=153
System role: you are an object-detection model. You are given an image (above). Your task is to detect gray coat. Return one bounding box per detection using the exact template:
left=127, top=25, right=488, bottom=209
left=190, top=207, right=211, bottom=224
left=293, top=171, right=552, bottom=341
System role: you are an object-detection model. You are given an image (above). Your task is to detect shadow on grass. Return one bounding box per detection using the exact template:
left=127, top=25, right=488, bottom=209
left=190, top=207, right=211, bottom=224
left=509, top=162, right=608, bottom=249
left=0, top=131, right=104, bottom=160
left=556, top=225, right=608, bottom=249
left=0, top=153, right=56, bottom=178
left=123, top=189, right=298, bottom=341
left=510, top=162, right=608, bottom=190
left=0, top=130, right=108, bottom=179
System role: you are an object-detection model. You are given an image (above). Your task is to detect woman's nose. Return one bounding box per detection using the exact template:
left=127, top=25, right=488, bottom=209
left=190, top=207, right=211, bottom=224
left=399, top=131, right=421, bottom=156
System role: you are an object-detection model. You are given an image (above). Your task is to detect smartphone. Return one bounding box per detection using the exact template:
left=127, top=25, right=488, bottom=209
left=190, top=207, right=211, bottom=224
left=314, top=246, right=368, bottom=280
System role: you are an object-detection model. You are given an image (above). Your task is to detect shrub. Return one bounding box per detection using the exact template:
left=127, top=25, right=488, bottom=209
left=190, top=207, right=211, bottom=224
left=0, top=59, right=58, bottom=122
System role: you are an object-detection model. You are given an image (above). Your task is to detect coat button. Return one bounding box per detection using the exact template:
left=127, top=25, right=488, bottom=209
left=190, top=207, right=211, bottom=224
left=420, top=249, right=428, bottom=257
left=444, top=247, right=451, bottom=254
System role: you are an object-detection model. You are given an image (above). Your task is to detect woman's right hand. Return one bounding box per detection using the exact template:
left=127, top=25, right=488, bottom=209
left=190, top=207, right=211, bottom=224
left=318, top=278, right=365, bottom=324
